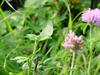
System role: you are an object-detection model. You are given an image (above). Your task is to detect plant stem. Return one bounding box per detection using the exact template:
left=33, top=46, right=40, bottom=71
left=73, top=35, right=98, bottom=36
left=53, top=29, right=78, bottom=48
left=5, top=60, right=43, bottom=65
left=0, top=7, right=13, bottom=32
left=28, top=40, right=38, bottom=75
left=28, top=61, right=33, bottom=75
left=73, top=11, right=82, bottom=23
left=87, top=56, right=91, bottom=75
left=87, top=24, right=92, bottom=75
left=63, top=0, right=72, bottom=30
left=89, top=25, right=92, bottom=55
left=70, top=52, right=75, bottom=75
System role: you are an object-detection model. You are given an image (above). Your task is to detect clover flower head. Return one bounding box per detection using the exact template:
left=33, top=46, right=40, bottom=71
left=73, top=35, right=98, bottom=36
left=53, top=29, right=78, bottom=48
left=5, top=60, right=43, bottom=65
left=63, top=30, right=83, bottom=51
left=82, top=8, right=100, bottom=26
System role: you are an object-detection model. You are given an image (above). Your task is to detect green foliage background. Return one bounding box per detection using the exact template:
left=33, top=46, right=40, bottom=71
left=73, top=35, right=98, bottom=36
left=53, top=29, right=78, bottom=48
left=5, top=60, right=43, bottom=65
left=0, top=0, right=100, bottom=75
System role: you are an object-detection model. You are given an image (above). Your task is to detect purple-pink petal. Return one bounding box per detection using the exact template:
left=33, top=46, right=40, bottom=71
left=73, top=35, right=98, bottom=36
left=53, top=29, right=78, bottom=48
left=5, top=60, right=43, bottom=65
left=82, top=8, right=100, bottom=26
left=63, top=30, right=83, bottom=51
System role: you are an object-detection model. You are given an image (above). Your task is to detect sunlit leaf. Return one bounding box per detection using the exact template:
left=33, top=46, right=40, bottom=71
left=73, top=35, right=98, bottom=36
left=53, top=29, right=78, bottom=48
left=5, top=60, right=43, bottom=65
left=39, top=21, right=53, bottom=41
left=26, top=34, right=38, bottom=41
left=24, top=0, right=47, bottom=8
left=11, top=56, right=28, bottom=63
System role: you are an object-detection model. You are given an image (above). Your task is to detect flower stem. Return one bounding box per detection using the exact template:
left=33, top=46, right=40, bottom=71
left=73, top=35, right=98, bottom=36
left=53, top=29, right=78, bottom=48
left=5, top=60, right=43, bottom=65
left=87, top=24, right=92, bottom=75
left=89, top=25, right=92, bottom=54
left=70, top=52, right=75, bottom=75
left=28, top=60, right=33, bottom=75
left=28, top=40, right=38, bottom=75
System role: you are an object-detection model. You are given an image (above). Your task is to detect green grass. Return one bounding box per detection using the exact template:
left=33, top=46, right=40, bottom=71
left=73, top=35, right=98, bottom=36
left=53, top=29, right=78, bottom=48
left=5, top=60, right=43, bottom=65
left=0, top=0, right=100, bottom=75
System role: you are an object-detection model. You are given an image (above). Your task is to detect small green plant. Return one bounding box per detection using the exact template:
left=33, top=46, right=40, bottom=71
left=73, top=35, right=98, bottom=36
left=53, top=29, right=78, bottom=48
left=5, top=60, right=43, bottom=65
left=0, top=0, right=100, bottom=75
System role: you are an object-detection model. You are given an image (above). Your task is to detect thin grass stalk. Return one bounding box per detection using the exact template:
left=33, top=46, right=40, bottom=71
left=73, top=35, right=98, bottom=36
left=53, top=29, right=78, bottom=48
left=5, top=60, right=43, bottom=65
left=69, top=52, right=75, bottom=75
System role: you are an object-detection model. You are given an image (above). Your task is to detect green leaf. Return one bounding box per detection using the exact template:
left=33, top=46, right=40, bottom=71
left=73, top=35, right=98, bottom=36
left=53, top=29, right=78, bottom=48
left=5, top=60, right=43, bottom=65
left=95, top=41, right=100, bottom=52
left=26, top=34, right=38, bottom=41
left=39, top=21, right=53, bottom=41
left=24, top=0, right=47, bottom=8
left=9, top=13, right=25, bottom=27
left=11, top=56, right=28, bottom=63
left=97, top=3, right=100, bottom=8
left=90, top=55, right=100, bottom=70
